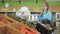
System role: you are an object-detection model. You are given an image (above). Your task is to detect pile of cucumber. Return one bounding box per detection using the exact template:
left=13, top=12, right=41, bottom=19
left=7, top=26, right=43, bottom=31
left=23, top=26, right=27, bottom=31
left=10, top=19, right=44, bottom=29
left=7, top=14, right=36, bottom=29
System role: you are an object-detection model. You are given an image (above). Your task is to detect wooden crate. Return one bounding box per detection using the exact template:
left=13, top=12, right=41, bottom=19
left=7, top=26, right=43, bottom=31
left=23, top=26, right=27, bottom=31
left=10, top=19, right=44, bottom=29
left=6, top=26, right=24, bottom=34
left=4, top=15, right=19, bottom=23
left=11, top=22, right=30, bottom=29
left=0, top=14, right=19, bottom=25
left=0, top=22, right=7, bottom=34
left=0, top=22, right=25, bottom=34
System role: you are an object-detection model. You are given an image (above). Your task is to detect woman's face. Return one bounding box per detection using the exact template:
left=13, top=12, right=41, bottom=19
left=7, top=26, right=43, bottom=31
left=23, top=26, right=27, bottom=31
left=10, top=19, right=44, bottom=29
left=43, top=3, right=47, bottom=11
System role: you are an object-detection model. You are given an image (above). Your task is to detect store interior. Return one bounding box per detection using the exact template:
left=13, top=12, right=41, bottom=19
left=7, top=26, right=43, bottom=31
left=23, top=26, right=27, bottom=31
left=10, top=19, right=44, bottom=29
left=0, top=0, right=60, bottom=34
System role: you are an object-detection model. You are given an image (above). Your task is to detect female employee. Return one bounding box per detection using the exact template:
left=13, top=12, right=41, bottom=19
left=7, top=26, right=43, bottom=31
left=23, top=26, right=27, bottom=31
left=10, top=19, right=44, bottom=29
left=38, top=2, right=52, bottom=25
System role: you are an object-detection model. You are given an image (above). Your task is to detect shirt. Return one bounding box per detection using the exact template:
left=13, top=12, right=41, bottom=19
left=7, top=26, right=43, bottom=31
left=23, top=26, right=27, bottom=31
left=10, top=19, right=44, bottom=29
left=38, top=11, right=52, bottom=21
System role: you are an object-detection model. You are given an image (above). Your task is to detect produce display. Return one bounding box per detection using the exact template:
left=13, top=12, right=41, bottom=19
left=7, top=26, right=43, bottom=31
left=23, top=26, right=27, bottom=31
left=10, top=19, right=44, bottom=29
left=19, top=27, right=37, bottom=34
left=0, top=14, right=20, bottom=25
left=0, top=14, right=10, bottom=25
left=0, top=14, right=59, bottom=34
left=7, top=14, right=36, bottom=28
left=0, top=14, right=38, bottom=34
left=7, top=14, right=22, bottom=22
left=9, top=20, right=38, bottom=34
left=25, top=22, right=36, bottom=29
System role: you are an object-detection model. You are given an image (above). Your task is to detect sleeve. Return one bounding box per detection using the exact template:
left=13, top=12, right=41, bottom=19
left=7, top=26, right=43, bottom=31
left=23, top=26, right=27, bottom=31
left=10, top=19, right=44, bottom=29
left=38, top=16, right=45, bottom=22
left=47, top=12, right=52, bottom=21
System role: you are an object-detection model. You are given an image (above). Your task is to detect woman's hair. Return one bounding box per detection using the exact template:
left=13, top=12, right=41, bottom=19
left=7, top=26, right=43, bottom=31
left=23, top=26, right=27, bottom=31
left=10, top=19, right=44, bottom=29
left=44, top=1, right=49, bottom=11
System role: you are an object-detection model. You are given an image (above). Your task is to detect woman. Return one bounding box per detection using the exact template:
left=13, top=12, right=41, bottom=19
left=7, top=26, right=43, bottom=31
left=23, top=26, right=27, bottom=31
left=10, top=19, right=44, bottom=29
left=38, top=1, right=52, bottom=25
